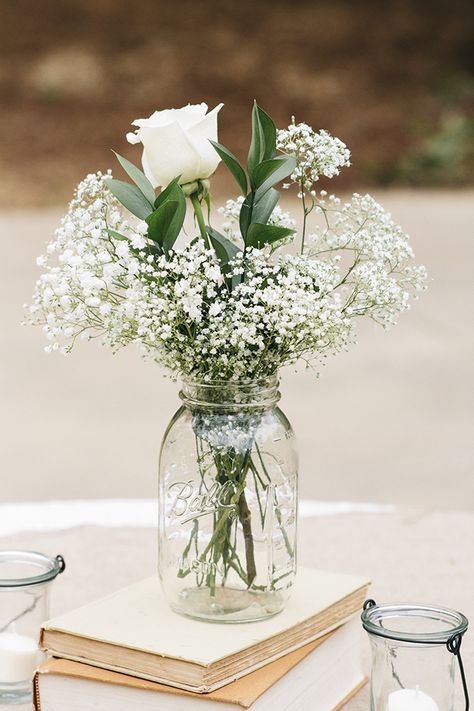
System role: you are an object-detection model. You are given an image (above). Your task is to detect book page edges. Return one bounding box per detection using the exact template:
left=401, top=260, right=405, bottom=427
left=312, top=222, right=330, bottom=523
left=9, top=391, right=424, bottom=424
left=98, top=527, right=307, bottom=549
left=39, top=609, right=362, bottom=693
left=40, top=570, right=371, bottom=667
left=40, top=581, right=369, bottom=673
left=34, top=633, right=333, bottom=708
left=40, top=584, right=369, bottom=692
left=34, top=661, right=367, bottom=711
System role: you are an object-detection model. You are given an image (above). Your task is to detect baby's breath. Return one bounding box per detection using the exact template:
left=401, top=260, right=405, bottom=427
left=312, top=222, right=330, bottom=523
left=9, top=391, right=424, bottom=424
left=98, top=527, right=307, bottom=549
left=277, top=119, right=351, bottom=194
left=27, top=159, right=426, bottom=378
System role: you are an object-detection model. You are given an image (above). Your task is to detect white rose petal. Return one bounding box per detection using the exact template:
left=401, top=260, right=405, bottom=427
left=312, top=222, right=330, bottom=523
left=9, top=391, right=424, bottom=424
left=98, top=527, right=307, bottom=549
left=126, top=103, right=223, bottom=188
left=141, top=122, right=201, bottom=187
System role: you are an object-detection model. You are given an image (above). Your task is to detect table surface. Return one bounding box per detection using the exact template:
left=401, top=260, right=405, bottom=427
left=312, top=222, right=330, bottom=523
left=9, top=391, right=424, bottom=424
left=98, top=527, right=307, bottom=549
left=1, top=508, right=472, bottom=710
left=3, top=192, right=474, bottom=507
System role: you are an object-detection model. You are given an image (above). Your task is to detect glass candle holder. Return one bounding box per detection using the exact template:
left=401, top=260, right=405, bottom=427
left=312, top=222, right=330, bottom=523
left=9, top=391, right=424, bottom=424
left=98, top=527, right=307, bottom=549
left=362, top=600, right=469, bottom=711
left=0, top=550, right=65, bottom=705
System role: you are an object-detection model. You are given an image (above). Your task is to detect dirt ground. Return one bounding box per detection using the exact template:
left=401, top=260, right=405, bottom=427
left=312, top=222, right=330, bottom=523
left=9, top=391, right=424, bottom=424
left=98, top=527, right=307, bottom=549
left=1, top=190, right=473, bottom=507
left=1, top=0, right=473, bottom=206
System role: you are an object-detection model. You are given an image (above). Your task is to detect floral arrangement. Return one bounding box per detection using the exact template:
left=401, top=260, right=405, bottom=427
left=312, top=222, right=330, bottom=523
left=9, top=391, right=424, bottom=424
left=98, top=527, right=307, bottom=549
left=25, top=103, right=427, bottom=613
left=26, top=102, right=426, bottom=381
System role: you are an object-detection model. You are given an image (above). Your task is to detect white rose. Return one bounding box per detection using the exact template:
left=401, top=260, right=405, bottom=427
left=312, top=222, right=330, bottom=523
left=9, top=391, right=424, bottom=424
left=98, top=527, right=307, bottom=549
left=126, top=103, right=223, bottom=188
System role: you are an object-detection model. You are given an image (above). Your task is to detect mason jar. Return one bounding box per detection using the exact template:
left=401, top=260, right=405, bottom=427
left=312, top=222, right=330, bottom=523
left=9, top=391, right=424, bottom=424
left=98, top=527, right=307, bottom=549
left=0, top=551, right=65, bottom=704
left=362, top=600, right=469, bottom=711
left=158, top=375, right=298, bottom=623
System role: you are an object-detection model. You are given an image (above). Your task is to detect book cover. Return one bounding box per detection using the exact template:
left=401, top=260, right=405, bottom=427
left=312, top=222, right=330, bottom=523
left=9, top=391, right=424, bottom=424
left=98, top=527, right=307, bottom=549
left=40, top=566, right=369, bottom=692
left=35, top=620, right=367, bottom=711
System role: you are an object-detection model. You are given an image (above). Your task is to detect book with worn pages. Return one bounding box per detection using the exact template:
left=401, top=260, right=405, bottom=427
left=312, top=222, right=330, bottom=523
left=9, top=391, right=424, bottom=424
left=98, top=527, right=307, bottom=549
left=40, top=567, right=369, bottom=693
left=35, top=619, right=366, bottom=711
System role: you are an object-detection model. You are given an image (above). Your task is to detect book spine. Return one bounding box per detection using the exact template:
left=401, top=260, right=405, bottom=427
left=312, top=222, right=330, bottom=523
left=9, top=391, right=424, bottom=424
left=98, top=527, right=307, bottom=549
left=332, top=677, right=367, bottom=711
left=33, top=672, right=41, bottom=711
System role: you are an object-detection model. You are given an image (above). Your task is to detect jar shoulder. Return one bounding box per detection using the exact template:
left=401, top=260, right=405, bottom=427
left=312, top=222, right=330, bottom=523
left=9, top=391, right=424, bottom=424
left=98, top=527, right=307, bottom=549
left=161, top=405, right=294, bottom=437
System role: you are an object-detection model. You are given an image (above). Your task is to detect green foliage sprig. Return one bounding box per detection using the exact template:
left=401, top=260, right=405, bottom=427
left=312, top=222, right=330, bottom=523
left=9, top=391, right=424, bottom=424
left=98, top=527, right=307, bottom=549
left=107, top=102, right=296, bottom=288
left=209, top=102, right=296, bottom=279
left=107, top=154, right=187, bottom=255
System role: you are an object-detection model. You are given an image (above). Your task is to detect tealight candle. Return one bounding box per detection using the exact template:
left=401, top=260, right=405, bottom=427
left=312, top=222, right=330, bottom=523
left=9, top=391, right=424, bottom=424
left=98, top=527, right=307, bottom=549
left=0, top=551, right=65, bottom=704
left=0, top=632, right=39, bottom=683
left=388, top=687, right=440, bottom=711
left=362, top=601, right=469, bottom=711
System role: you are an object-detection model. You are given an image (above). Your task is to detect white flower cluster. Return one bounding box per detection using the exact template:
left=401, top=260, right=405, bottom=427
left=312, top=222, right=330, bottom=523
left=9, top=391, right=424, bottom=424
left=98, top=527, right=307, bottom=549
left=26, top=171, right=141, bottom=354
left=192, top=412, right=260, bottom=452
left=277, top=121, right=351, bottom=193
left=27, top=171, right=426, bottom=380
left=218, top=197, right=295, bottom=246
left=190, top=249, right=353, bottom=379
left=122, top=243, right=353, bottom=379
left=307, top=192, right=427, bottom=326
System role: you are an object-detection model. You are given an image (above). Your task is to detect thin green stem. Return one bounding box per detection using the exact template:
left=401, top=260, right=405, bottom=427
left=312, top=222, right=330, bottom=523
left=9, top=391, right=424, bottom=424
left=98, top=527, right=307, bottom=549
left=180, top=420, right=294, bottom=594
left=255, top=443, right=294, bottom=558
left=299, top=181, right=315, bottom=254
left=190, top=193, right=210, bottom=248
left=238, top=487, right=257, bottom=587
left=300, top=182, right=308, bottom=255
left=243, top=192, right=255, bottom=260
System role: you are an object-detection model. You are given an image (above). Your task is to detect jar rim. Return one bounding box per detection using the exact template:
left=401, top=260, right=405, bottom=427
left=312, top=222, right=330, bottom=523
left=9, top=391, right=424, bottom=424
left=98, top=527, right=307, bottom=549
left=180, top=374, right=280, bottom=410
left=0, top=550, right=66, bottom=588
left=181, top=374, right=279, bottom=388
left=362, top=602, right=468, bottom=644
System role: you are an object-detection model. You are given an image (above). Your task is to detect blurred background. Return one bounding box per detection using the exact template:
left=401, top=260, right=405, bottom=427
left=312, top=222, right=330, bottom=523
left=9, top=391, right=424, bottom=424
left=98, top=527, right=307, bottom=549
left=1, top=0, right=474, bottom=204
left=1, top=0, right=473, bottom=507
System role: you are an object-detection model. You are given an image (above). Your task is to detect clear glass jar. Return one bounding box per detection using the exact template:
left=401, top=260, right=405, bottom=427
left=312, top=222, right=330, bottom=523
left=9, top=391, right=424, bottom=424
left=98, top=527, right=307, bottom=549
left=362, top=601, right=469, bottom=711
left=158, top=375, right=298, bottom=623
left=0, top=551, right=65, bottom=704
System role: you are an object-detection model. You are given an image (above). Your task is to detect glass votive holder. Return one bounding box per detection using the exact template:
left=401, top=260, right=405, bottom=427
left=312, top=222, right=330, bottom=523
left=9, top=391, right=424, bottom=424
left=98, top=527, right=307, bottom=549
left=0, top=550, right=65, bottom=704
left=362, top=599, right=469, bottom=711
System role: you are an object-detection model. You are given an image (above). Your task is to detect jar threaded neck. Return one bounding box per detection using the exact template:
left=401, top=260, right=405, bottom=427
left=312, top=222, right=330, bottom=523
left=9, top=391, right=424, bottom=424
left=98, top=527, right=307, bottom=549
left=180, top=375, right=280, bottom=410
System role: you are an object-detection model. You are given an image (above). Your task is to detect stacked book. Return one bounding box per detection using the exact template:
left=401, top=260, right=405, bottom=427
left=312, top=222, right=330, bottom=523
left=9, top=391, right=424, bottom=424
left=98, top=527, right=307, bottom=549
left=35, top=567, right=370, bottom=711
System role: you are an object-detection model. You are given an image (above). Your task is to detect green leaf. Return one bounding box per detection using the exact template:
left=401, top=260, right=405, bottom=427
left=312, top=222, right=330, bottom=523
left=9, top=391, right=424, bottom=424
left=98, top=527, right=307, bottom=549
left=246, top=223, right=294, bottom=249
left=148, top=179, right=186, bottom=252
left=251, top=188, right=279, bottom=226
left=258, top=105, right=277, bottom=160
left=239, top=187, right=280, bottom=240
left=106, top=228, right=128, bottom=242
left=162, top=191, right=186, bottom=252
left=207, top=227, right=239, bottom=269
left=112, top=151, right=156, bottom=205
left=207, top=227, right=241, bottom=290
left=146, top=200, right=180, bottom=250
left=254, top=155, right=296, bottom=200
left=154, top=176, right=182, bottom=209
left=247, top=102, right=277, bottom=184
left=107, top=179, right=154, bottom=220
left=210, top=141, right=247, bottom=194
left=239, top=192, right=253, bottom=240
